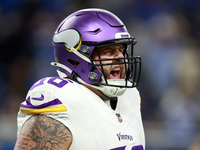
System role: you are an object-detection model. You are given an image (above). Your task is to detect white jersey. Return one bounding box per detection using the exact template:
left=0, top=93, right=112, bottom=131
left=17, top=77, right=145, bottom=150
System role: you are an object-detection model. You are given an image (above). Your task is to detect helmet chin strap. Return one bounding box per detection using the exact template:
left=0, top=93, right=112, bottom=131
left=51, top=62, right=126, bottom=97
left=98, top=79, right=127, bottom=97
left=76, top=76, right=126, bottom=97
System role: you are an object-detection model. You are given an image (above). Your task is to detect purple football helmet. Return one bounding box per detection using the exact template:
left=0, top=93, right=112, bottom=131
left=52, top=8, right=141, bottom=97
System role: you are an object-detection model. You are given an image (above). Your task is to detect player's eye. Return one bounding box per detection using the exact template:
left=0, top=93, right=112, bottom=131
left=119, top=49, right=123, bottom=53
left=103, top=49, right=112, bottom=55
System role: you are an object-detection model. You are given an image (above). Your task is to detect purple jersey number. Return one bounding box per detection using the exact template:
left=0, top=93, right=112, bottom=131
left=47, top=77, right=73, bottom=88
left=30, top=77, right=73, bottom=91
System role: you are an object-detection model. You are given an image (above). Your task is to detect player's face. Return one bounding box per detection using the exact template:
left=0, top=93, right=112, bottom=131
left=92, top=44, right=126, bottom=80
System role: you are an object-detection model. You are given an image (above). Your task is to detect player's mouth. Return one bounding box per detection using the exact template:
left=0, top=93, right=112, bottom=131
left=110, top=67, right=121, bottom=79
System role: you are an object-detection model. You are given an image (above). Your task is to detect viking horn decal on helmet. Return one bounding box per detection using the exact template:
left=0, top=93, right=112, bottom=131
left=53, top=29, right=82, bottom=52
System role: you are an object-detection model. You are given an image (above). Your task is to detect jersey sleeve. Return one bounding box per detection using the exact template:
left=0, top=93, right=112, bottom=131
left=19, top=77, right=69, bottom=114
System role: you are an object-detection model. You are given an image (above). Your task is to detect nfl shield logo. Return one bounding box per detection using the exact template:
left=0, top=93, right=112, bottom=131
left=116, top=113, right=122, bottom=122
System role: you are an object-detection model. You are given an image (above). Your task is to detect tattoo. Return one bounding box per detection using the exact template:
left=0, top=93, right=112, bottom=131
left=15, top=115, right=72, bottom=150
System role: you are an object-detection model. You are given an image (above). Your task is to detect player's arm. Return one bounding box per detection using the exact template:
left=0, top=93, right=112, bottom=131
left=14, top=114, right=72, bottom=150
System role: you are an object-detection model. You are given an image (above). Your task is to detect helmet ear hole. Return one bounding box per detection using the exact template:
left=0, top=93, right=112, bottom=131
left=67, top=59, right=80, bottom=67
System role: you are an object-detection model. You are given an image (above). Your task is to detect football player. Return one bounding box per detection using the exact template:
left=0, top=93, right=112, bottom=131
left=14, top=8, right=145, bottom=150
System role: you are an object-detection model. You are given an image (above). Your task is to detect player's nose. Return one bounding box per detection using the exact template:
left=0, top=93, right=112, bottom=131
left=114, top=49, right=124, bottom=61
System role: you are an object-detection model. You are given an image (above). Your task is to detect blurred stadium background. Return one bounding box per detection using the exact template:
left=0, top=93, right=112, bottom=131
left=0, top=0, right=200, bottom=149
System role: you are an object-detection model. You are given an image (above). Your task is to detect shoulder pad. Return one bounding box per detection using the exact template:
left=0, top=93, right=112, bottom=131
left=20, top=77, right=74, bottom=114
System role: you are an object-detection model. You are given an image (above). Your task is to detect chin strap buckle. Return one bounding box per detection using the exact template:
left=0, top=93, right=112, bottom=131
left=89, top=72, right=98, bottom=81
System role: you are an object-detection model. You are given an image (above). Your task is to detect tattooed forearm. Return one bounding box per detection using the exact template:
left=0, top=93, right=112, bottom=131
left=14, top=115, right=72, bottom=150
